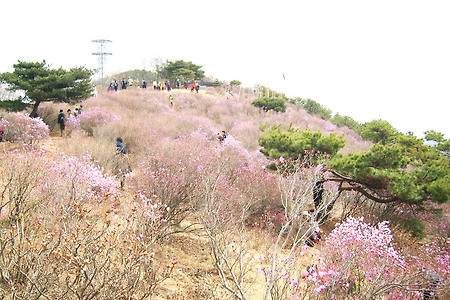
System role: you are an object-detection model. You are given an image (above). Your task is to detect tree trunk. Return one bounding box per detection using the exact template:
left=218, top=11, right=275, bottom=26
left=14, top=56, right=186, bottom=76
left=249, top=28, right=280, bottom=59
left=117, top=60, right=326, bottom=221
left=29, top=100, right=41, bottom=118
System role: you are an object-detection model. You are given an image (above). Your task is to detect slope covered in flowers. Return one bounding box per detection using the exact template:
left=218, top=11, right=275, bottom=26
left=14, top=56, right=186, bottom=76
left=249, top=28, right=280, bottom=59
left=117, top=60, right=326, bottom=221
left=0, top=86, right=447, bottom=299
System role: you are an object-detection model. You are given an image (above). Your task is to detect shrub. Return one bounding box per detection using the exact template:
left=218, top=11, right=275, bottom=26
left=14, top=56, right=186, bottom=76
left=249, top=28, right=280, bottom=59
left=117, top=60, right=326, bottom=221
left=0, top=147, right=175, bottom=298
left=258, top=124, right=346, bottom=160
left=291, top=98, right=332, bottom=120
left=358, top=119, right=398, bottom=145
left=0, top=112, right=49, bottom=143
left=128, top=151, right=203, bottom=237
left=0, top=197, right=175, bottom=298
left=36, top=102, right=61, bottom=131
left=252, top=97, right=286, bottom=112
left=296, top=217, right=448, bottom=299
left=66, top=107, right=121, bottom=136
left=331, top=112, right=361, bottom=131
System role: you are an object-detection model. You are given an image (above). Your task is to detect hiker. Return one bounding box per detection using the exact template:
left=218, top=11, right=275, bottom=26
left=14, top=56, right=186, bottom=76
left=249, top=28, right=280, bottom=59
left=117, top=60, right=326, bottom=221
left=306, top=219, right=321, bottom=247
left=184, top=81, right=188, bottom=89
left=57, top=109, right=66, bottom=137
left=142, top=79, right=147, bottom=89
left=195, top=82, right=200, bottom=93
left=190, top=82, right=195, bottom=92
left=313, top=180, right=325, bottom=222
left=116, top=137, right=126, bottom=155
left=217, top=132, right=224, bottom=142
left=115, top=137, right=131, bottom=189
left=421, top=269, right=440, bottom=300
left=169, top=94, right=174, bottom=107
left=166, top=80, right=171, bottom=91
left=67, top=109, right=73, bottom=119
left=217, top=131, right=227, bottom=143
left=113, top=79, right=118, bottom=91
left=107, top=83, right=114, bottom=93
left=153, top=80, right=157, bottom=89
left=301, top=209, right=321, bottom=247
left=121, top=78, right=127, bottom=89
left=0, top=123, right=3, bottom=142
left=176, top=79, right=180, bottom=89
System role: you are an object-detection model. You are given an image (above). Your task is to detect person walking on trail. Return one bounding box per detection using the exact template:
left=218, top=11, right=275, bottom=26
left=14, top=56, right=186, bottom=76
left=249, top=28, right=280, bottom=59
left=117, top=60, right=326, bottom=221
left=421, top=269, right=440, bottom=300
left=190, top=82, right=195, bottom=92
left=142, top=79, right=147, bottom=89
left=57, top=109, right=66, bottom=137
left=176, top=79, right=180, bottom=89
left=0, top=123, right=4, bottom=142
left=115, top=137, right=131, bottom=189
left=303, top=210, right=321, bottom=247
left=121, top=78, right=127, bottom=90
left=169, top=94, right=174, bottom=108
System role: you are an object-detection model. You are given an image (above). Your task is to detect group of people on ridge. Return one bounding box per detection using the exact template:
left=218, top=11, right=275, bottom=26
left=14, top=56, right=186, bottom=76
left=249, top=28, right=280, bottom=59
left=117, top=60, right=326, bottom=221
left=57, top=105, right=83, bottom=137
left=107, top=78, right=202, bottom=93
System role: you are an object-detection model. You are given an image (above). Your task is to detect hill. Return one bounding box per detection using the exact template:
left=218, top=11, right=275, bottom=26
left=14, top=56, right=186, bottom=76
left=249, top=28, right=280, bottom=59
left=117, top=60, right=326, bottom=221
left=0, top=86, right=447, bottom=299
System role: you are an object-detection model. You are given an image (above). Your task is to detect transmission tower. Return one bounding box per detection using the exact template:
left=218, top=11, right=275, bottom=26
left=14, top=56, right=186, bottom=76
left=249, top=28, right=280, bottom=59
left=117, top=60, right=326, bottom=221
left=91, top=39, right=112, bottom=81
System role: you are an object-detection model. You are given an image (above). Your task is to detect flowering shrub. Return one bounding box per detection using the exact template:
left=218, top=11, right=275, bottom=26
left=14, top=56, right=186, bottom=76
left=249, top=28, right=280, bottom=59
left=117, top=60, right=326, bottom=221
left=0, top=147, right=175, bottom=298
left=45, top=153, right=120, bottom=205
left=0, top=148, right=119, bottom=223
left=0, top=112, right=49, bottom=143
left=296, top=217, right=449, bottom=299
left=129, top=151, right=203, bottom=237
left=66, top=107, right=121, bottom=136
left=0, top=198, right=176, bottom=298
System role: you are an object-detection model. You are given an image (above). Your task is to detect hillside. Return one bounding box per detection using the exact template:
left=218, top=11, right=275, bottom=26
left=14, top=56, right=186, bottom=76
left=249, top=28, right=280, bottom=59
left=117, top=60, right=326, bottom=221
left=0, top=86, right=448, bottom=299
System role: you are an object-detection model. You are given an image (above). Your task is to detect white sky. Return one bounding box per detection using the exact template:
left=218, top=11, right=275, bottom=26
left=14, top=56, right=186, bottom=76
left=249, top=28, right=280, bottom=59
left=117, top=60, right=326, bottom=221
left=1, top=0, right=449, bottom=137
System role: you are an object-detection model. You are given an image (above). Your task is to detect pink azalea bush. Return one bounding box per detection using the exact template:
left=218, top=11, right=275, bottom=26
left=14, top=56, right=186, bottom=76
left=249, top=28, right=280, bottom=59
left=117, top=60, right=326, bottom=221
left=66, top=107, right=121, bottom=136
left=293, top=216, right=448, bottom=299
left=0, top=147, right=119, bottom=221
left=0, top=146, right=175, bottom=298
left=44, top=153, right=120, bottom=205
left=0, top=112, right=49, bottom=143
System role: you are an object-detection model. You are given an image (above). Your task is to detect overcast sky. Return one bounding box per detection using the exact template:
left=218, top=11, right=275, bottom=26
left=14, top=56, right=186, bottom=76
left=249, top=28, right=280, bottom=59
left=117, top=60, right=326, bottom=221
left=2, top=0, right=449, bottom=137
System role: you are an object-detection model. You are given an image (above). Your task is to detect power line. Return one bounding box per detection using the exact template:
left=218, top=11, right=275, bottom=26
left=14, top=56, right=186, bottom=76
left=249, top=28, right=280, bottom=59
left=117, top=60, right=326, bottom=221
left=91, top=39, right=112, bottom=81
